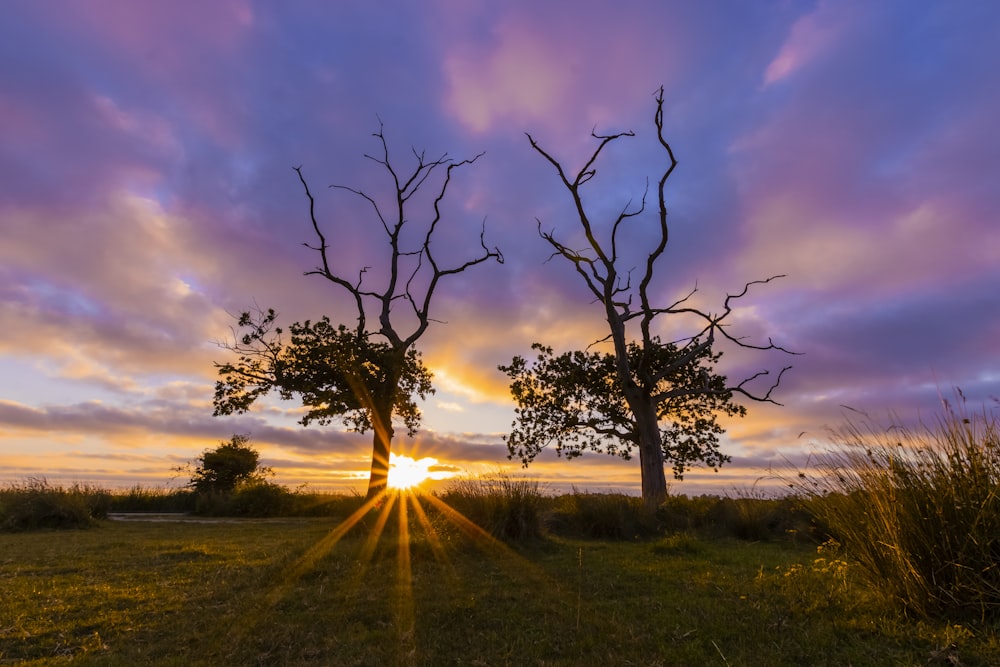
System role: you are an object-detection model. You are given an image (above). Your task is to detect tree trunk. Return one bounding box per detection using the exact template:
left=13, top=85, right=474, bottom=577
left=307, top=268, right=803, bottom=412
left=634, top=399, right=668, bottom=510
left=608, top=310, right=668, bottom=510
left=365, top=399, right=394, bottom=499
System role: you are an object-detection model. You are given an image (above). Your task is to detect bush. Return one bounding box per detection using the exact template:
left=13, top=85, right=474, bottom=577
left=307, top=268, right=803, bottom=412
left=0, top=478, right=108, bottom=531
left=798, top=392, right=1000, bottom=620
left=284, top=491, right=365, bottom=518
left=656, top=493, right=813, bottom=542
left=229, top=480, right=295, bottom=517
left=548, top=491, right=656, bottom=539
left=656, top=493, right=720, bottom=533
left=191, top=480, right=292, bottom=517
left=184, top=434, right=271, bottom=494
left=440, top=472, right=544, bottom=542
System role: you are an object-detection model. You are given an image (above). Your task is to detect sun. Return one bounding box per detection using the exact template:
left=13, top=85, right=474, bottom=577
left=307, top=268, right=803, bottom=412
left=387, top=454, right=437, bottom=490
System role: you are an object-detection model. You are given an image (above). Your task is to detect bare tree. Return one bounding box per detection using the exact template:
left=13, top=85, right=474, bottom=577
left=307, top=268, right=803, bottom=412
left=214, top=122, right=502, bottom=499
left=507, top=88, right=794, bottom=509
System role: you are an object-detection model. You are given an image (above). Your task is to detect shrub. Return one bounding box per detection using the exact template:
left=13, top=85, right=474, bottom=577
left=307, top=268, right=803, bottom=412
left=656, top=492, right=814, bottom=542
left=656, top=493, right=720, bottom=533
left=228, top=480, right=295, bottom=517
left=798, top=392, right=1000, bottom=620
left=440, top=472, right=543, bottom=542
left=548, top=491, right=656, bottom=539
left=0, top=478, right=107, bottom=531
left=184, top=434, right=271, bottom=494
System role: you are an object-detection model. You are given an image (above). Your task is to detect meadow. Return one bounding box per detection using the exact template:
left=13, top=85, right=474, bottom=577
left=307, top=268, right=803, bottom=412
left=2, top=509, right=996, bottom=666
left=3, top=399, right=1000, bottom=665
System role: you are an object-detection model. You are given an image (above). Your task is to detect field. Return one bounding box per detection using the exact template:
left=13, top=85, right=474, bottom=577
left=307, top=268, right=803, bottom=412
left=3, top=509, right=998, bottom=666
left=4, top=402, right=999, bottom=664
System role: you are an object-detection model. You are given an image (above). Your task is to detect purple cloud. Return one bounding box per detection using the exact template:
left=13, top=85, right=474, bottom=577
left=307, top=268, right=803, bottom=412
left=1, top=1, right=997, bottom=495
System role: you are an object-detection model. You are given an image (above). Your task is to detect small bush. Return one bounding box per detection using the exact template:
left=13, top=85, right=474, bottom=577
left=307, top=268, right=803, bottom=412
left=797, top=392, right=1000, bottom=620
left=0, top=478, right=108, bottom=531
left=440, top=472, right=543, bottom=542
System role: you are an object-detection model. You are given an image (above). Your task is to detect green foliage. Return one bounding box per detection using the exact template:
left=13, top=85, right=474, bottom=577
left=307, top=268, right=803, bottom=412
left=186, top=434, right=271, bottom=494
left=0, top=478, right=109, bottom=531
left=657, top=493, right=814, bottom=542
left=799, top=392, right=1000, bottom=620
left=214, top=309, right=434, bottom=435
left=195, top=480, right=295, bottom=517
left=499, top=339, right=743, bottom=478
left=440, top=472, right=544, bottom=541
left=547, top=491, right=656, bottom=539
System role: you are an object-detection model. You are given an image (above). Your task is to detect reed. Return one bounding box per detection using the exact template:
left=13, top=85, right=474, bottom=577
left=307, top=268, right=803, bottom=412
left=800, top=392, right=1000, bottom=620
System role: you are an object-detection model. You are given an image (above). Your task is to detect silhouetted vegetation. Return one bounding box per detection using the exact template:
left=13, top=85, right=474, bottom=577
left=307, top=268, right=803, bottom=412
left=509, top=87, right=794, bottom=509
left=105, top=485, right=196, bottom=513
left=795, top=392, right=1000, bottom=621
left=181, top=433, right=271, bottom=494
left=440, top=472, right=545, bottom=541
left=214, top=125, right=501, bottom=500
left=0, top=478, right=108, bottom=531
left=546, top=491, right=655, bottom=539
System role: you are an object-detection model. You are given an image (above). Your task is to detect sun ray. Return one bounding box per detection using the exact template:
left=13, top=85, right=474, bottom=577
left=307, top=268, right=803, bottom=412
left=213, top=477, right=571, bottom=664
left=213, top=491, right=386, bottom=654
left=394, top=493, right=416, bottom=656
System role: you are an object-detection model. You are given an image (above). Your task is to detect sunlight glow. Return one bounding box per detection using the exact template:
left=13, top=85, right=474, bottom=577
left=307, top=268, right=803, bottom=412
left=387, top=453, right=453, bottom=490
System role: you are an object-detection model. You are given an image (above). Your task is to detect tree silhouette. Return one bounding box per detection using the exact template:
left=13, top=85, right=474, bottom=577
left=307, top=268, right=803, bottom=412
left=187, top=434, right=270, bottom=494
left=214, top=123, right=502, bottom=499
left=505, top=88, right=795, bottom=509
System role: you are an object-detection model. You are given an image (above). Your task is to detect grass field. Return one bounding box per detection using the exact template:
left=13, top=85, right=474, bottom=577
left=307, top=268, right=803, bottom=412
left=3, top=504, right=999, bottom=666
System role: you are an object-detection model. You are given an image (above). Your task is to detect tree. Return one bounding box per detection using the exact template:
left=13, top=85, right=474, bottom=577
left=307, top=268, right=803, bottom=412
left=504, top=88, right=794, bottom=509
left=214, top=123, right=502, bottom=499
left=500, top=339, right=744, bottom=480
left=187, top=434, right=270, bottom=494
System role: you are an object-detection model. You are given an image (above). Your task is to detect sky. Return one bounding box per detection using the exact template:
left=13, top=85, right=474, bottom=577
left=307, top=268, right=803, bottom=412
left=1, top=0, right=998, bottom=496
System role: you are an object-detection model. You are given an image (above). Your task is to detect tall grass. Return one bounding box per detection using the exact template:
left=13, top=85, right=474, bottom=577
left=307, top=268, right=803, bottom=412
left=548, top=490, right=655, bottom=539
left=0, top=478, right=109, bottom=531
left=799, top=393, right=1000, bottom=620
left=106, top=485, right=196, bottom=513
left=440, top=471, right=544, bottom=541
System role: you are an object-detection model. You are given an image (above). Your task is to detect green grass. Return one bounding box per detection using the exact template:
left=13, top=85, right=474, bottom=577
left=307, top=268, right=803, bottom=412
left=3, top=505, right=999, bottom=665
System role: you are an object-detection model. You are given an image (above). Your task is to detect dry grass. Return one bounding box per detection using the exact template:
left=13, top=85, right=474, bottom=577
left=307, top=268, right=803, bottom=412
left=797, top=391, right=1000, bottom=620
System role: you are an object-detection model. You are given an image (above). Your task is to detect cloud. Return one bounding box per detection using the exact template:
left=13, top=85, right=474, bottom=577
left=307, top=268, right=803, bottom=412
left=2, top=2, right=998, bottom=497
left=443, top=20, right=573, bottom=134
left=763, top=2, right=851, bottom=87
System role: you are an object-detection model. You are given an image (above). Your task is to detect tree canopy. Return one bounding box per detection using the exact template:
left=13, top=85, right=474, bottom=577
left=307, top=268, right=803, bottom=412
left=500, top=339, right=745, bottom=480
left=187, top=434, right=270, bottom=494
left=214, top=309, right=433, bottom=437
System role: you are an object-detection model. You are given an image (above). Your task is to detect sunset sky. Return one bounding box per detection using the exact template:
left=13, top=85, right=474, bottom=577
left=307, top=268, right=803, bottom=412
left=2, top=1, right=998, bottom=496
